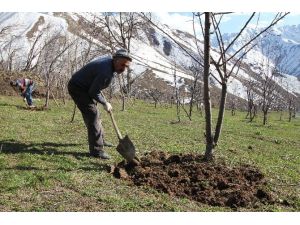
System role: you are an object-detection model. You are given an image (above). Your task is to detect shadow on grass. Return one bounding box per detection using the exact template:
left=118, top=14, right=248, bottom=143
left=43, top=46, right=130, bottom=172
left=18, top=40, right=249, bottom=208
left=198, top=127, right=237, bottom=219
left=0, top=103, right=46, bottom=111
left=4, top=163, right=111, bottom=173
left=16, top=105, right=49, bottom=111
left=0, top=139, right=88, bottom=158
left=0, top=139, right=111, bottom=172
left=0, top=102, right=20, bottom=107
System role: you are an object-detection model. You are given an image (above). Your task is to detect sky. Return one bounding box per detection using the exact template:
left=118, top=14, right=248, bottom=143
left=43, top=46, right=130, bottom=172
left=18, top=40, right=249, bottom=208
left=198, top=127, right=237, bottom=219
left=2, top=0, right=299, bottom=35
left=2, top=0, right=300, bottom=12
left=155, top=12, right=300, bottom=34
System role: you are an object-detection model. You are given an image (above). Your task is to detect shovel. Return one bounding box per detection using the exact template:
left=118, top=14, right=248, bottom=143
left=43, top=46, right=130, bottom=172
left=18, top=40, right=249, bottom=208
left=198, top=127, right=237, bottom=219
left=101, top=92, right=140, bottom=165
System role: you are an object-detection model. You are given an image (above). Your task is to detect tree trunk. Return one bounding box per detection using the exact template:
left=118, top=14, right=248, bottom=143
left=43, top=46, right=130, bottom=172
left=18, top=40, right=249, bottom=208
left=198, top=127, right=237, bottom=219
left=214, top=83, right=227, bottom=145
left=71, top=104, right=76, bottom=123
left=122, top=95, right=126, bottom=111
left=288, top=100, right=292, bottom=122
left=263, top=110, right=268, bottom=125
left=189, top=90, right=195, bottom=118
left=45, top=89, right=50, bottom=108
left=51, top=90, right=59, bottom=107
left=253, top=105, right=257, bottom=118
left=176, top=100, right=181, bottom=122
left=203, top=13, right=214, bottom=161
left=126, top=69, right=131, bottom=97
left=45, top=76, right=50, bottom=108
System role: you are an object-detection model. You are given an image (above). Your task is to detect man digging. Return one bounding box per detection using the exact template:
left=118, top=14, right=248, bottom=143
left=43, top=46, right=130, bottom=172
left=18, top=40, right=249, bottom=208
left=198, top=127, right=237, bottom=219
left=68, top=49, right=132, bottom=159
left=10, top=78, right=36, bottom=108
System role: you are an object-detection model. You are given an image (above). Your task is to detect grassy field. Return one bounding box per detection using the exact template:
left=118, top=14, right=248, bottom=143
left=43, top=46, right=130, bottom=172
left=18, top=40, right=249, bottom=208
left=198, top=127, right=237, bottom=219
left=0, top=95, right=299, bottom=211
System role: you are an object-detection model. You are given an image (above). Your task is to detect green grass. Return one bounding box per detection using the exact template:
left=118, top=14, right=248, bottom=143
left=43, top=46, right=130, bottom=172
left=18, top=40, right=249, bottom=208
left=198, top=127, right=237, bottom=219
left=0, top=95, right=299, bottom=211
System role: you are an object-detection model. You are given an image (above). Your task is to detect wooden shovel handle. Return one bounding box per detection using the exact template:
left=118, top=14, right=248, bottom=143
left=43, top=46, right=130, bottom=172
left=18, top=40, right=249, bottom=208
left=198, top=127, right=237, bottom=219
left=108, top=111, right=123, bottom=140
left=100, top=91, right=123, bottom=140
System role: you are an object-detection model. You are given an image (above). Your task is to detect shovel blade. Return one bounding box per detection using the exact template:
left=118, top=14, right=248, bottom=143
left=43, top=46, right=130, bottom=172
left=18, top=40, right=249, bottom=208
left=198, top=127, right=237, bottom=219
left=116, top=135, right=136, bottom=162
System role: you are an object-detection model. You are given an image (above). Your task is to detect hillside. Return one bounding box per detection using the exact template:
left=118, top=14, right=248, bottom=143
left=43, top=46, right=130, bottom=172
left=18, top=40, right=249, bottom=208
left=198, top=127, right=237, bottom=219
left=0, top=12, right=299, bottom=108
left=214, top=25, right=300, bottom=77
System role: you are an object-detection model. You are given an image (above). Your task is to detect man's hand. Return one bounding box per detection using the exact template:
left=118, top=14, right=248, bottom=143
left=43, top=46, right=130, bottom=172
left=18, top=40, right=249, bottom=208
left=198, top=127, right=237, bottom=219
left=104, top=102, right=112, bottom=112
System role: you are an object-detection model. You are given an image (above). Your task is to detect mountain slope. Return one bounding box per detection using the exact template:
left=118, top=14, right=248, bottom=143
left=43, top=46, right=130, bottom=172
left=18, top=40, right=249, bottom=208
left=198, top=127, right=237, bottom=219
left=0, top=12, right=299, bottom=104
left=213, top=25, right=300, bottom=77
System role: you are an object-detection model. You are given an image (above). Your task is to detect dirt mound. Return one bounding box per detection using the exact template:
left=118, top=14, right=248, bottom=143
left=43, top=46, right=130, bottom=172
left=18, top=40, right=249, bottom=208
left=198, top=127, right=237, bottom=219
left=111, top=150, right=274, bottom=208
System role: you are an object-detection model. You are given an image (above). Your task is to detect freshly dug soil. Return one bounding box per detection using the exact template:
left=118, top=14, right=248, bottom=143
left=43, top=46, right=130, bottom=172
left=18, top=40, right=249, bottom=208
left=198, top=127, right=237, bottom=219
left=111, top=150, right=274, bottom=208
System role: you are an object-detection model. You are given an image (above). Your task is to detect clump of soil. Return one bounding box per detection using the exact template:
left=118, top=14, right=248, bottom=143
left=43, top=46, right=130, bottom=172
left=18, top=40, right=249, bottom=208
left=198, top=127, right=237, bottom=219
left=111, top=150, right=274, bottom=208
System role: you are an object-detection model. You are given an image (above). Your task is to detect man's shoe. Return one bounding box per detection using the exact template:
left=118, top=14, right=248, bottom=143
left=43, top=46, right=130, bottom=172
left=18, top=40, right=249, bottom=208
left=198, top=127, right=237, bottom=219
left=90, top=150, right=111, bottom=160
left=103, top=141, right=115, bottom=147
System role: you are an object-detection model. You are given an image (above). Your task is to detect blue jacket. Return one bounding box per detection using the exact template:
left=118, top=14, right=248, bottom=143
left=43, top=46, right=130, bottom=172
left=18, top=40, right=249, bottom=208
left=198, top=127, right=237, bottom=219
left=69, top=56, right=115, bottom=105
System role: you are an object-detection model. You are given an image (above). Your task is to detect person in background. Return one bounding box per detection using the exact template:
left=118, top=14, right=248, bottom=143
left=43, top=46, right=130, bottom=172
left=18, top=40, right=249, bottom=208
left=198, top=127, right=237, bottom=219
left=68, top=49, right=132, bottom=159
left=10, top=78, right=35, bottom=108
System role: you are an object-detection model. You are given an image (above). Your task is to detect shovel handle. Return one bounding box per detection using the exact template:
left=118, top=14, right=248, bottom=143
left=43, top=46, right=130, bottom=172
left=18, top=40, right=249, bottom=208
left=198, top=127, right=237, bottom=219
left=100, top=91, right=123, bottom=140
left=108, top=111, right=123, bottom=140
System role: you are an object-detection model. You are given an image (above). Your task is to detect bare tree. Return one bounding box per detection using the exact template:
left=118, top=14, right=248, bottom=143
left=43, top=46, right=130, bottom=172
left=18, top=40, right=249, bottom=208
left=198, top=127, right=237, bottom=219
left=0, top=33, right=22, bottom=73
left=268, top=40, right=298, bottom=123
left=260, top=69, right=277, bottom=125
left=140, top=12, right=288, bottom=159
left=22, top=31, right=44, bottom=72
left=36, top=26, right=74, bottom=108
left=0, top=26, right=13, bottom=71
left=173, top=65, right=181, bottom=122
left=188, top=64, right=203, bottom=118
left=97, top=12, right=146, bottom=110
left=245, top=79, right=259, bottom=122
left=202, top=13, right=215, bottom=160
left=199, top=13, right=288, bottom=158
left=147, top=88, right=163, bottom=108
left=285, top=82, right=297, bottom=122
left=228, top=83, right=241, bottom=116
left=255, top=38, right=283, bottom=125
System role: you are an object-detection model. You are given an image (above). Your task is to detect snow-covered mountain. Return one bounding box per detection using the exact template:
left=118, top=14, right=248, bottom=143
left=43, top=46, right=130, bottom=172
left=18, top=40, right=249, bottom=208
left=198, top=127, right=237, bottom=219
left=212, top=25, right=300, bottom=77
left=0, top=12, right=299, bottom=104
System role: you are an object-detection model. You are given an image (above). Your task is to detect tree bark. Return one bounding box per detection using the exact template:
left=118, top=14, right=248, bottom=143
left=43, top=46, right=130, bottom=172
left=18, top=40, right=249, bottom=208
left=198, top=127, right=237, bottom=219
left=263, top=110, right=268, bottom=125
left=203, top=13, right=214, bottom=161
left=214, top=83, right=227, bottom=145
left=45, top=74, right=50, bottom=108
left=71, top=104, right=76, bottom=123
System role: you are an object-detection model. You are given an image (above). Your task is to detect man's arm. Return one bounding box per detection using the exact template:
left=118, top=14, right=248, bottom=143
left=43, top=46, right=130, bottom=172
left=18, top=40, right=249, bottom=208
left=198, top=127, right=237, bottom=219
left=88, top=75, right=110, bottom=105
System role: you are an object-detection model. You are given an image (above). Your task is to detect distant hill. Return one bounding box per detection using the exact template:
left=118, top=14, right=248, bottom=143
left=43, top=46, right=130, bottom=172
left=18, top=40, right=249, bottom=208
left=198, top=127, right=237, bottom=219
left=0, top=12, right=299, bottom=108
left=212, top=25, right=300, bottom=77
